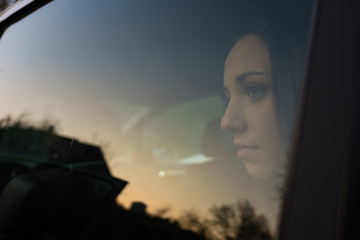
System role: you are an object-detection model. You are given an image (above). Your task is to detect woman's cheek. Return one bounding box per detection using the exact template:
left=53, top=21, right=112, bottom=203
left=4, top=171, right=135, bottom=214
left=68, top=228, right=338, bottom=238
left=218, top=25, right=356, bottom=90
left=248, top=95, right=276, bottom=136
left=252, top=96, right=285, bottom=168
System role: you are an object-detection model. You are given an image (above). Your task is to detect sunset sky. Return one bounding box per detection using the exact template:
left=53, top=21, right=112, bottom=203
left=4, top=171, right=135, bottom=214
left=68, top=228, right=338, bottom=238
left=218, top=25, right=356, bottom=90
left=0, top=0, right=303, bottom=232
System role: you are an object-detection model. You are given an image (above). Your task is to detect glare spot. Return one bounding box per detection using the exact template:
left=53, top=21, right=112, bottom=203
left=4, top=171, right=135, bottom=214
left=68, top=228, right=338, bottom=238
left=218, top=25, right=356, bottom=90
left=158, top=171, right=166, bottom=177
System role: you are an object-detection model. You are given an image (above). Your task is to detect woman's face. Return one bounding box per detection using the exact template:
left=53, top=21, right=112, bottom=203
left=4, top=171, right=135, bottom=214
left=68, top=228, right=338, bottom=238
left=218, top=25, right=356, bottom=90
left=221, top=34, right=286, bottom=179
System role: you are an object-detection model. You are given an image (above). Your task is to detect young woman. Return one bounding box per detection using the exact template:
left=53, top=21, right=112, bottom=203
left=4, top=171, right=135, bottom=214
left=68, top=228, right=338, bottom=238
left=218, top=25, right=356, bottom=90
left=221, top=3, right=311, bottom=180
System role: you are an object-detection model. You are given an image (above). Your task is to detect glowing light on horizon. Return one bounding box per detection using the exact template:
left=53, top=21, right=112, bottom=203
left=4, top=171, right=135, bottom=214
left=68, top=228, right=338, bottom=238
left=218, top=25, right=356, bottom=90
left=158, top=170, right=166, bottom=177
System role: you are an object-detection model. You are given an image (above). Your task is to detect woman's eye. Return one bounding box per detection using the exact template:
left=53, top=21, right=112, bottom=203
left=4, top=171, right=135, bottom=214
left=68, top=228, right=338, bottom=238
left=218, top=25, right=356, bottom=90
left=243, top=85, right=268, bottom=101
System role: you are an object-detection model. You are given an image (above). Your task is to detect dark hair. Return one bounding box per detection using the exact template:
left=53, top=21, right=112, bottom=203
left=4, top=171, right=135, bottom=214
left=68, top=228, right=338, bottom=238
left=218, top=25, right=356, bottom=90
left=234, top=2, right=312, bottom=146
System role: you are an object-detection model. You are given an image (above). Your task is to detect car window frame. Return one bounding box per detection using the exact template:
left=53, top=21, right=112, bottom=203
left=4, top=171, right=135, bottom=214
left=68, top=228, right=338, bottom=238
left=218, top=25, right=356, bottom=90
left=0, top=0, right=52, bottom=38
left=279, top=0, right=360, bottom=239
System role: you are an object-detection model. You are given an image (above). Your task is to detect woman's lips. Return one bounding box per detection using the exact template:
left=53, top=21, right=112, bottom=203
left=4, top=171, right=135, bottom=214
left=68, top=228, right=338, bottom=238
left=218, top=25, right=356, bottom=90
left=235, top=144, right=259, bottom=159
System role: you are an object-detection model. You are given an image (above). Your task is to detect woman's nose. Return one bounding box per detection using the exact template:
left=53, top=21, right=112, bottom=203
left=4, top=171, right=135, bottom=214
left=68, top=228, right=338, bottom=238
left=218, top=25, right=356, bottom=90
left=221, top=102, right=247, bottom=132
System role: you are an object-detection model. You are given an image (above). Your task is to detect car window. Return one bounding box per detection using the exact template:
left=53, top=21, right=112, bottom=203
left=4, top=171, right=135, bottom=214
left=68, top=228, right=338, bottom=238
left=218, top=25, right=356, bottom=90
left=0, top=0, right=316, bottom=239
left=143, top=96, right=224, bottom=165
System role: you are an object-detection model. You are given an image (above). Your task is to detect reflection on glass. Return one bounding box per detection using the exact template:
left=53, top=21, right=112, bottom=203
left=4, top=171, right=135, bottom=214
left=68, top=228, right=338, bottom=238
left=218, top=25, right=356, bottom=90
left=222, top=35, right=286, bottom=180
left=221, top=5, right=309, bottom=181
left=219, top=4, right=312, bottom=237
left=0, top=0, right=315, bottom=239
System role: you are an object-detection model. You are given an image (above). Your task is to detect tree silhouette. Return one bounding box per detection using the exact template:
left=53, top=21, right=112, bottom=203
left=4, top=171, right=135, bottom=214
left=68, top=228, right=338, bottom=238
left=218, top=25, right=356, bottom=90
left=179, top=200, right=274, bottom=240
left=154, top=206, right=172, bottom=218
left=178, top=209, right=212, bottom=239
left=209, top=204, right=239, bottom=240
left=235, top=201, right=273, bottom=240
left=0, top=113, right=57, bottom=133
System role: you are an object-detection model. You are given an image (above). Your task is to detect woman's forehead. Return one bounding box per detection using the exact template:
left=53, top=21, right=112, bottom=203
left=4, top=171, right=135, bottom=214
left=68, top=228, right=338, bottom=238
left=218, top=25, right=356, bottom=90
left=224, top=34, right=271, bottom=82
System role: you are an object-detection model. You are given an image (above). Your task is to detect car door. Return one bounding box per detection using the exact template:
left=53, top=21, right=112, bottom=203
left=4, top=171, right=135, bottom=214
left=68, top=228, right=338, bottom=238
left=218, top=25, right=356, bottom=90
left=279, top=0, right=360, bottom=239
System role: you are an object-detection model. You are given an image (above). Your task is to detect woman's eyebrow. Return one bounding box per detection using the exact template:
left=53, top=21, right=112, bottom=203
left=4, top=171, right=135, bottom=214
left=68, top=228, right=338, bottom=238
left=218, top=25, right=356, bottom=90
left=235, top=71, right=269, bottom=83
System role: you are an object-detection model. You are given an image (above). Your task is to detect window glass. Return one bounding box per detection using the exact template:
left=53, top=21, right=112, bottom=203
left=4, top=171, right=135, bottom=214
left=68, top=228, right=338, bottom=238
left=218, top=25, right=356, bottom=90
left=0, top=0, right=315, bottom=239
left=143, top=96, right=224, bottom=163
